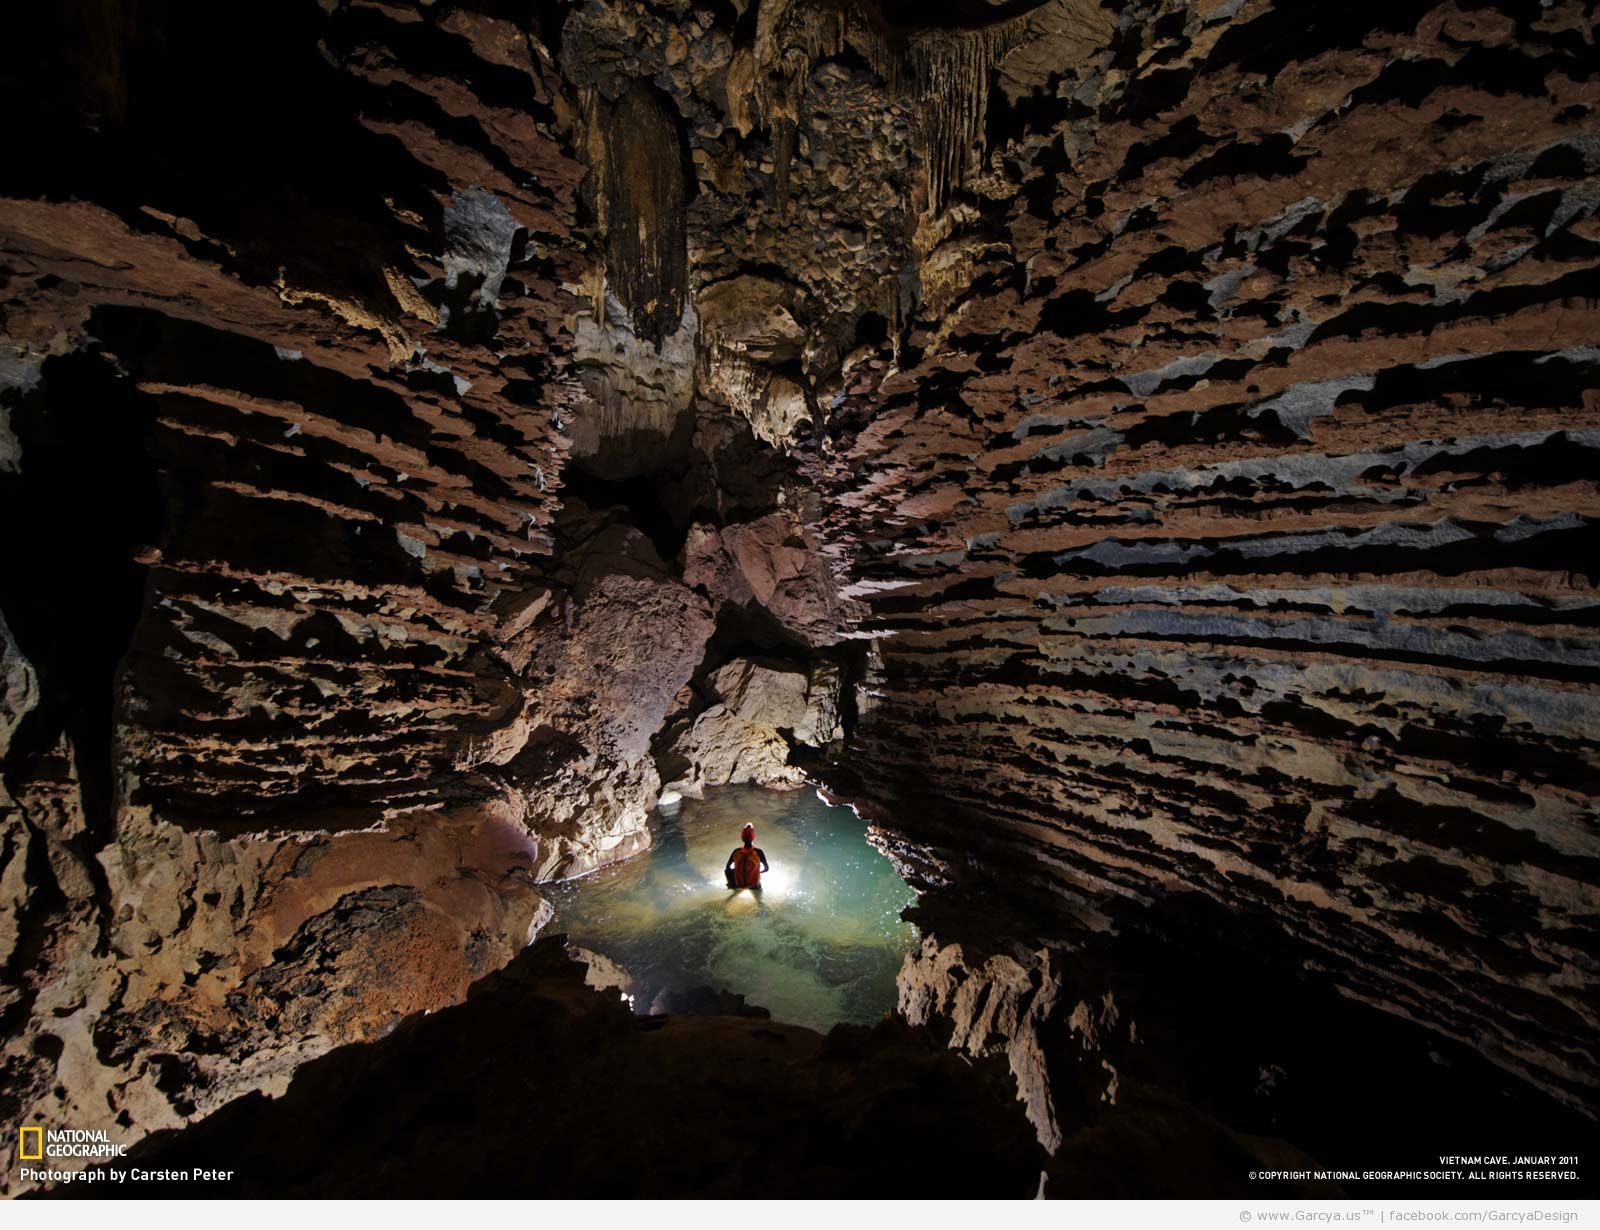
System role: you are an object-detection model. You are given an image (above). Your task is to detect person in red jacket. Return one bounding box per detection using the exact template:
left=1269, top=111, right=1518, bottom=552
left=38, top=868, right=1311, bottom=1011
left=724, top=823, right=769, bottom=890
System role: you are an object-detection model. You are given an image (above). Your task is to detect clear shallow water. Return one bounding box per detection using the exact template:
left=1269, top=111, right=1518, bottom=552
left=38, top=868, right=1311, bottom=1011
left=546, top=785, right=919, bottom=1031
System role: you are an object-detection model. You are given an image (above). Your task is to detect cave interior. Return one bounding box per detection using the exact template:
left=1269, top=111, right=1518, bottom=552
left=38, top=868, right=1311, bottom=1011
left=1, top=0, right=1597, bottom=1200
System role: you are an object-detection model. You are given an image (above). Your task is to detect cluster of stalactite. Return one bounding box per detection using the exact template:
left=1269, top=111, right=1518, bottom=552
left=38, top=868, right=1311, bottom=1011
left=747, top=0, right=1111, bottom=215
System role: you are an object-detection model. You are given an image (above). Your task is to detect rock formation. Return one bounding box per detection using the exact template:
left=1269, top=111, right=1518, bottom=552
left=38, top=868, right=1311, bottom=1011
left=812, top=0, right=1600, bottom=1128
left=2, top=0, right=1596, bottom=1200
left=661, top=656, right=842, bottom=796
left=66, top=938, right=1054, bottom=1198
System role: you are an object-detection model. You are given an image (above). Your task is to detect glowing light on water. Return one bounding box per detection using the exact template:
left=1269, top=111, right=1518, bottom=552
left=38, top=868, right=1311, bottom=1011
left=546, top=785, right=919, bottom=1031
left=756, top=865, right=792, bottom=897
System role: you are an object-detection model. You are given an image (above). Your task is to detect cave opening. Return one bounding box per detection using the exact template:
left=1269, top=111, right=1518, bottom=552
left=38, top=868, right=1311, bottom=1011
left=558, top=466, right=692, bottom=563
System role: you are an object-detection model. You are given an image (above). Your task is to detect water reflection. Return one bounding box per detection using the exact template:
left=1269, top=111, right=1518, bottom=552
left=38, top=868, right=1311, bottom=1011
left=545, top=785, right=919, bottom=1031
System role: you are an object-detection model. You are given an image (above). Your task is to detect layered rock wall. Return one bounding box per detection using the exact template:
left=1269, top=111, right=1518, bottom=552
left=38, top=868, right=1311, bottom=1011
left=811, top=0, right=1600, bottom=1111
left=0, top=0, right=696, bottom=1176
left=0, top=0, right=869, bottom=1179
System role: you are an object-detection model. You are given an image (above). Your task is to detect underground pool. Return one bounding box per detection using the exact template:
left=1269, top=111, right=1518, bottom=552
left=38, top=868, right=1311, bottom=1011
left=545, top=784, right=919, bottom=1031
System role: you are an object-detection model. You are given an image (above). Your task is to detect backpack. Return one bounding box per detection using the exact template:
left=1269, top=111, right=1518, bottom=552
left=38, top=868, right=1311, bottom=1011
left=730, top=846, right=762, bottom=888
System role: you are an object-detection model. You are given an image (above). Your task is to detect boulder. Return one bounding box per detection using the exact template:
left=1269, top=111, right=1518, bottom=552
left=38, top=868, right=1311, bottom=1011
left=709, top=657, right=842, bottom=746
left=663, top=704, right=805, bottom=797
left=682, top=510, right=847, bottom=647
left=661, top=658, right=842, bottom=797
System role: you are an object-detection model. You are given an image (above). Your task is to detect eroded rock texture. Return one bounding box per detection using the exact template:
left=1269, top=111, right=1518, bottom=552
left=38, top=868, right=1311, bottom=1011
left=2, top=0, right=1597, bottom=1200
left=892, top=895, right=1592, bottom=1193
left=810, top=0, right=1600, bottom=1118
left=0, top=1, right=594, bottom=1174
left=0, top=0, right=855, bottom=1184
left=69, top=940, right=1056, bottom=1198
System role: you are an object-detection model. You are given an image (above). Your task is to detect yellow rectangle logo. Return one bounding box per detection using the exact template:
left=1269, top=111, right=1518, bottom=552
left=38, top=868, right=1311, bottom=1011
left=19, top=1127, right=43, bottom=1161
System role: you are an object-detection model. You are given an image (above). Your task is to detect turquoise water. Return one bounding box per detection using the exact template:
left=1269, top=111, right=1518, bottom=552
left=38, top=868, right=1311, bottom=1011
left=545, top=785, right=919, bottom=1031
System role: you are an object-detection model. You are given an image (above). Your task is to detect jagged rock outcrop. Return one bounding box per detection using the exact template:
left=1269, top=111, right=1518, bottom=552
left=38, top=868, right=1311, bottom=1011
left=899, top=935, right=1072, bottom=1153
left=894, top=901, right=1594, bottom=1194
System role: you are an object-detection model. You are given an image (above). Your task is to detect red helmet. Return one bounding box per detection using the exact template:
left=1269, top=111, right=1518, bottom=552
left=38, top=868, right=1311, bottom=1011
left=741, top=823, right=755, bottom=842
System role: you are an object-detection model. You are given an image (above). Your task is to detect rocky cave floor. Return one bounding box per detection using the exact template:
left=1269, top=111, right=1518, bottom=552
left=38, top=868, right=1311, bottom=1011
left=57, top=910, right=1596, bottom=1199
left=5, top=0, right=1599, bottom=1201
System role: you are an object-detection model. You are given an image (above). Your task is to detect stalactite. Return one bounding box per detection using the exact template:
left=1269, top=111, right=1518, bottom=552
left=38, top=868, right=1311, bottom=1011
left=853, top=14, right=1023, bottom=217
left=752, top=0, right=847, bottom=209
left=751, top=0, right=848, bottom=131
left=746, top=0, right=1052, bottom=217
left=920, top=27, right=1011, bottom=215
left=593, top=81, right=689, bottom=347
left=877, top=273, right=904, bottom=365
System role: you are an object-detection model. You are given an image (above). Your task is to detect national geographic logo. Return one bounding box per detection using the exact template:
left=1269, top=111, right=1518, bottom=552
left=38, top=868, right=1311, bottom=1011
left=15, top=1127, right=127, bottom=1162
left=16, top=1123, right=236, bottom=1189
